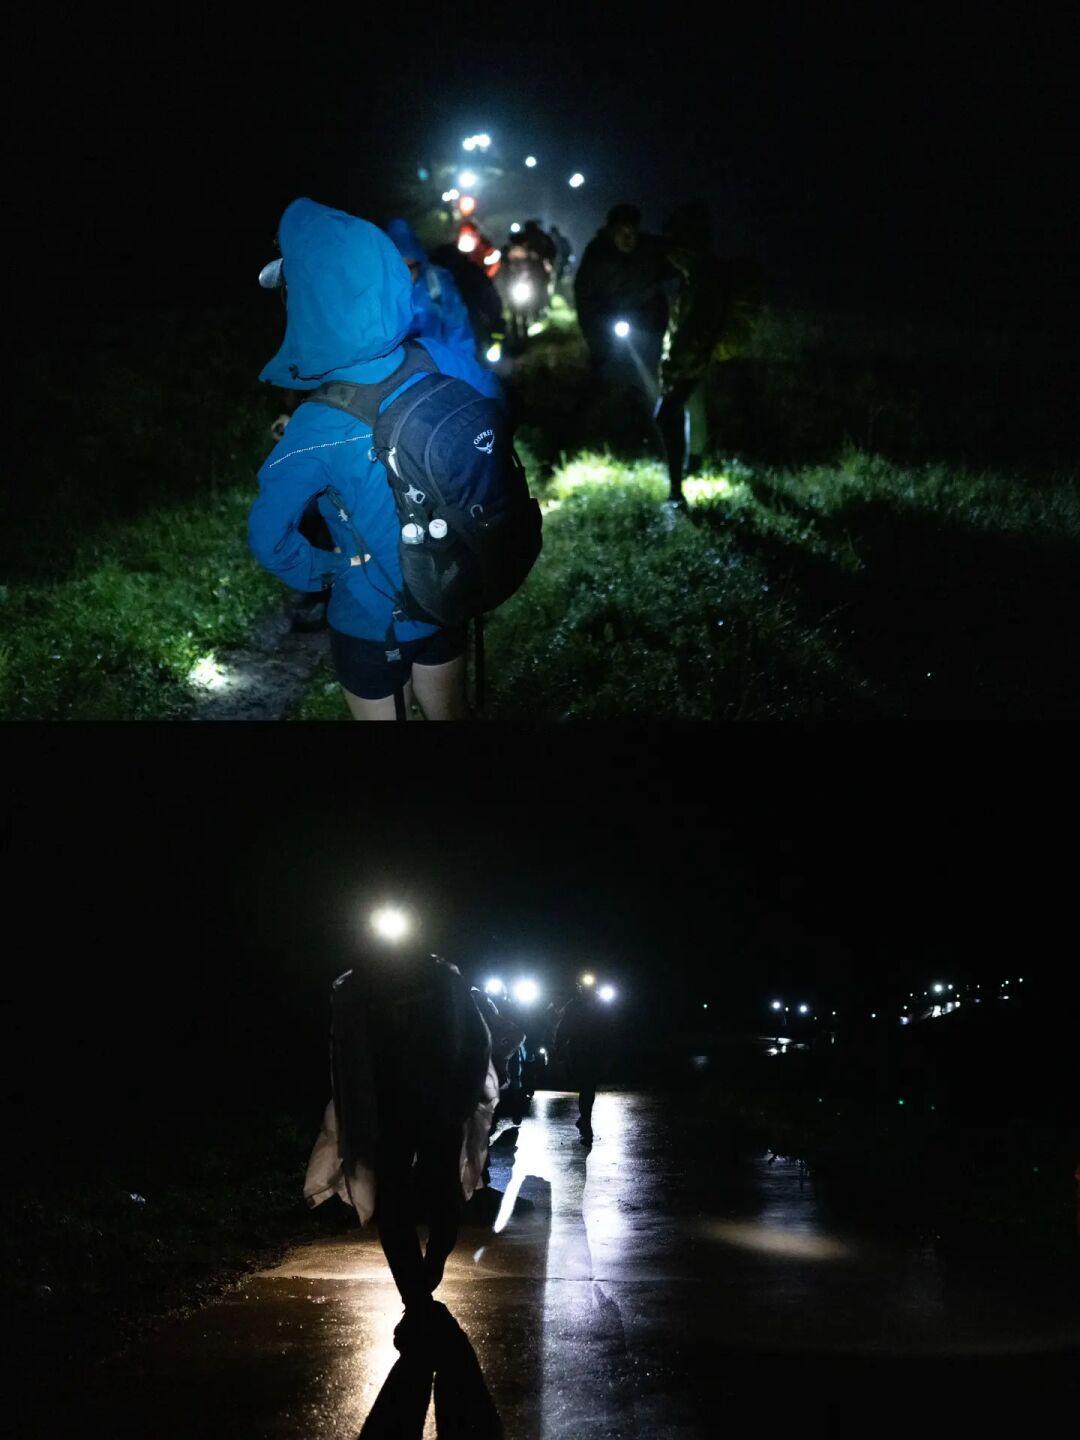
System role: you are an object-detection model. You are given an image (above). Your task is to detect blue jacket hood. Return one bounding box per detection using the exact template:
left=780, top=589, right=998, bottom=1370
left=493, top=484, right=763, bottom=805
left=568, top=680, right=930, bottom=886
left=260, top=199, right=414, bottom=388
left=385, top=218, right=429, bottom=276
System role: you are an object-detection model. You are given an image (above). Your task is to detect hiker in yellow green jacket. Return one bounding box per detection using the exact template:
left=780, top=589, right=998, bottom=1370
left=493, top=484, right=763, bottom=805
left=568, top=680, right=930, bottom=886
left=656, top=203, right=759, bottom=509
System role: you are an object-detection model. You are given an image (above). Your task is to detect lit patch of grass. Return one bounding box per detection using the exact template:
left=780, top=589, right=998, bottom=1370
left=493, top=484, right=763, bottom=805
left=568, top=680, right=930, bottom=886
left=483, top=455, right=867, bottom=720
left=0, top=486, right=281, bottom=720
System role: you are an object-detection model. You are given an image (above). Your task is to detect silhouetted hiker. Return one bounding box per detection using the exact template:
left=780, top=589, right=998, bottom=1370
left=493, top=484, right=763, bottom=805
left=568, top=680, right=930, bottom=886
left=549, top=224, right=573, bottom=284
left=575, top=204, right=669, bottom=386
left=554, top=984, right=615, bottom=1144
left=574, top=204, right=670, bottom=451
left=304, top=948, right=498, bottom=1308
left=657, top=201, right=761, bottom=508
left=429, top=236, right=505, bottom=362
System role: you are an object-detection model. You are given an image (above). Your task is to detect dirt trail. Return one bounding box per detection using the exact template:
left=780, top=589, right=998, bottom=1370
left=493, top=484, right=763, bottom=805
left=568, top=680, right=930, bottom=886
left=191, top=607, right=330, bottom=721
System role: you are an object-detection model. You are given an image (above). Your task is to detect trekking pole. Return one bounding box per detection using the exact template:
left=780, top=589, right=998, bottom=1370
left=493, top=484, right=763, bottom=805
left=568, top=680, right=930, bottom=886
left=474, top=615, right=486, bottom=715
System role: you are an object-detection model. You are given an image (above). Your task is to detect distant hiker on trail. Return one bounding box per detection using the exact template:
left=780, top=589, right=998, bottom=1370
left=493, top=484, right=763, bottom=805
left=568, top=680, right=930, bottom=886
left=304, top=949, right=498, bottom=1310
left=385, top=217, right=477, bottom=361
left=549, top=224, right=573, bottom=285
left=575, top=206, right=669, bottom=381
left=656, top=201, right=760, bottom=510
left=430, top=234, right=505, bottom=363
left=554, top=982, right=616, bottom=1145
left=249, top=198, right=507, bottom=720
left=574, top=203, right=670, bottom=450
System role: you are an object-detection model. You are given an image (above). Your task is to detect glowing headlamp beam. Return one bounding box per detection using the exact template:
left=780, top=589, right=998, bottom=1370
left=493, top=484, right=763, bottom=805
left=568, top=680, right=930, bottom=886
left=371, top=907, right=409, bottom=942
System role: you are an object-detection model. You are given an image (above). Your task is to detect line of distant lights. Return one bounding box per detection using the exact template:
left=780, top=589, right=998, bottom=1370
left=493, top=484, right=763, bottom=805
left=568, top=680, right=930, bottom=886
left=767, top=977, right=1025, bottom=1038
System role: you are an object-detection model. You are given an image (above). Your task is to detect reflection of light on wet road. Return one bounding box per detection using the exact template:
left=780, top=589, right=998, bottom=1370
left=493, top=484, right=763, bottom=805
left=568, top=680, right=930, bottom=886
left=489, top=1092, right=632, bottom=1272
left=47, top=1091, right=1080, bottom=1438
left=710, top=1219, right=851, bottom=1260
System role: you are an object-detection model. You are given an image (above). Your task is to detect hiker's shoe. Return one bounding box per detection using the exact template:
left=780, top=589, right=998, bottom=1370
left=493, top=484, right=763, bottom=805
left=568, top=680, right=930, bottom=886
left=393, top=1295, right=438, bottom=1354
left=660, top=495, right=689, bottom=530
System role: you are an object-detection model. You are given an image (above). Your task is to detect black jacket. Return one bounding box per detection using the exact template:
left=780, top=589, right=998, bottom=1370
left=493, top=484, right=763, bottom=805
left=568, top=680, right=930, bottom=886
left=331, top=954, right=491, bottom=1174
left=574, top=231, right=670, bottom=340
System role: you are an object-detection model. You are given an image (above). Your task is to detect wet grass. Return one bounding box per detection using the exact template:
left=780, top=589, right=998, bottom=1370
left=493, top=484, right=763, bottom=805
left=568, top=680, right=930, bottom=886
left=1, top=305, right=285, bottom=720
left=6, top=299, right=1079, bottom=719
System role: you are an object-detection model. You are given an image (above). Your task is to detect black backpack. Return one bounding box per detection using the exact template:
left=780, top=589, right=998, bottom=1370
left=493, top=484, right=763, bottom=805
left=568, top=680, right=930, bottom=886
left=306, top=343, right=541, bottom=640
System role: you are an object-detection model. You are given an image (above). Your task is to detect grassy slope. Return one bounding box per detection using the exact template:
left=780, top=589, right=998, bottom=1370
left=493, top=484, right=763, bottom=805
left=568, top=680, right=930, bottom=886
left=5, top=1106, right=351, bottom=1407
left=293, top=444, right=1080, bottom=721
left=5, top=299, right=1078, bottom=720
left=1, top=307, right=284, bottom=720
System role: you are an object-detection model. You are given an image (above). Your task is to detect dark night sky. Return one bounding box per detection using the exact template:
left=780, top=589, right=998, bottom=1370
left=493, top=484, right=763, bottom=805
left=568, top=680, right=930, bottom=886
left=4, top=2, right=1076, bottom=314
left=4, top=729, right=1073, bottom=1123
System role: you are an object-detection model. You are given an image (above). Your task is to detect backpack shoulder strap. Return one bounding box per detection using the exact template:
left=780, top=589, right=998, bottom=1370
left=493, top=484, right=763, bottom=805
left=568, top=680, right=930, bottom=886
left=304, top=342, right=437, bottom=427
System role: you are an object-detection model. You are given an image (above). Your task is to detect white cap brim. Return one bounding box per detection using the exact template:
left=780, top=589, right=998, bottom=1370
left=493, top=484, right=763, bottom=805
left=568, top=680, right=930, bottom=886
left=258, top=258, right=284, bottom=290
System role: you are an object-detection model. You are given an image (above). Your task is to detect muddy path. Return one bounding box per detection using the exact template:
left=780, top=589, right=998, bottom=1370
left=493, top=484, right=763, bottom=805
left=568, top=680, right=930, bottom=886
left=191, top=606, right=330, bottom=721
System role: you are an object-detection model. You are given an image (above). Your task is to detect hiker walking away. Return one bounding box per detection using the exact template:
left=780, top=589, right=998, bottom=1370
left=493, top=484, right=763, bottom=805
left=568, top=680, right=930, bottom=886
left=549, top=224, right=573, bottom=286
left=304, top=949, right=499, bottom=1311
left=250, top=199, right=537, bottom=721
left=554, top=981, right=615, bottom=1145
left=656, top=201, right=760, bottom=509
left=430, top=231, right=505, bottom=363
left=385, top=217, right=478, bottom=361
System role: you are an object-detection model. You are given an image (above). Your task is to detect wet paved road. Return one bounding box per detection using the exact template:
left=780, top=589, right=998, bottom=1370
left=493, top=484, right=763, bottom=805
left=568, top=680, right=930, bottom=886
left=39, top=1092, right=1080, bottom=1436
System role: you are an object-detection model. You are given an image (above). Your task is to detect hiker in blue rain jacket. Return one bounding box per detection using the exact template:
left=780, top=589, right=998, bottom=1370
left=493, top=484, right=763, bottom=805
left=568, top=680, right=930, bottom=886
left=385, top=217, right=477, bottom=361
left=249, top=199, right=503, bottom=720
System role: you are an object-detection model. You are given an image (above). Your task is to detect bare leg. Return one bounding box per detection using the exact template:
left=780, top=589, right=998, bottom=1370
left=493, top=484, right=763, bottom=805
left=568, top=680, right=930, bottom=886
left=656, top=386, right=691, bottom=501
left=341, top=678, right=415, bottom=721
left=686, top=379, right=708, bottom=472
left=412, top=655, right=469, bottom=721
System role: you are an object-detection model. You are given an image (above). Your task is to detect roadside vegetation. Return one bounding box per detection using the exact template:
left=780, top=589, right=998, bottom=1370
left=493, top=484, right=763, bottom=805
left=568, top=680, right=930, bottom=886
left=6, top=1105, right=350, bottom=1414
left=697, top=1013, right=1080, bottom=1259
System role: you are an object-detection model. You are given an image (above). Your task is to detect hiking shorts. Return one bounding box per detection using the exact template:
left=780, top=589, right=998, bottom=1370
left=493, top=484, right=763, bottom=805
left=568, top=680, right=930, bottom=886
left=329, top=626, right=466, bottom=700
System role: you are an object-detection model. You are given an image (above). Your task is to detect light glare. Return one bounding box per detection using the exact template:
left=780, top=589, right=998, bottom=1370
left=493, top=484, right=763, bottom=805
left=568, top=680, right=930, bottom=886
left=371, top=907, right=409, bottom=942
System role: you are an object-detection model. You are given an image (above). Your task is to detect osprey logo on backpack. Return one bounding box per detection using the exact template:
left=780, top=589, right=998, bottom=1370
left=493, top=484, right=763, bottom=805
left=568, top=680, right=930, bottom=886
left=306, top=342, right=542, bottom=631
